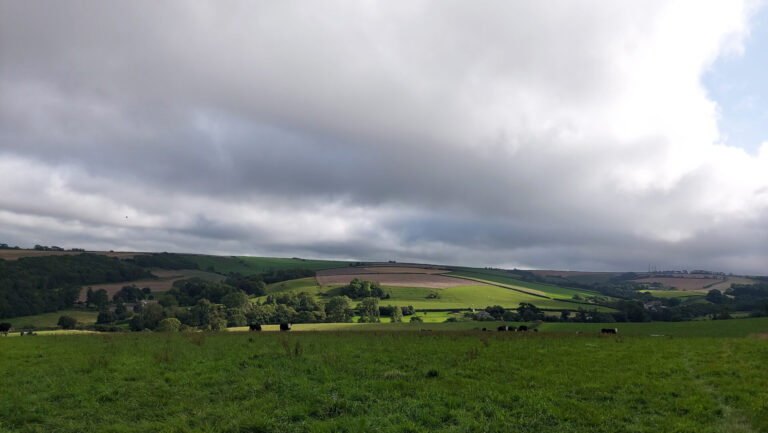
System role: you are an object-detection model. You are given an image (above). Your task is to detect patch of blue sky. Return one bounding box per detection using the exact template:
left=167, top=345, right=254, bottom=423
left=703, top=4, right=768, bottom=155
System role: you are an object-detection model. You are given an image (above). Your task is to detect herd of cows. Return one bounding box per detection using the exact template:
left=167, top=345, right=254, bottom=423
left=2, top=321, right=620, bottom=335
left=245, top=322, right=620, bottom=335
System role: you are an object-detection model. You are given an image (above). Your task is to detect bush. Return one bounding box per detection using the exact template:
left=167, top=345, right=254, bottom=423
left=57, top=315, right=77, bottom=329
left=96, top=310, right=117, bottom=324
left=409, top=316, right=423, bottom=323
left=156, top=318, right=182, bottom=332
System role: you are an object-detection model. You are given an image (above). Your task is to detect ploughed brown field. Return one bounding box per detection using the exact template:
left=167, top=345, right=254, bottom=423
left=78, top=269, right=224, bottom=301
left=0, top=249, right=146, bottom=260
left=316, top=267, right=488, bottom=288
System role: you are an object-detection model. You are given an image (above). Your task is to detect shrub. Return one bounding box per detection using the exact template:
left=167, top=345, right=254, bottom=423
left=156, top=318, right=181, bottom=332
left=409, top=316, right=423, bottom=323
left=57, top=315, right=77, bottom=329
left=96, top=310, right=117, bottom=324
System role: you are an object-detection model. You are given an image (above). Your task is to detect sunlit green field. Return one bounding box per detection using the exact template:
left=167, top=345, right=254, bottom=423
left=226, top=317, right=768, bottom=337
left=260, top=278, right=612, bottom=312
left=1, top=330, right=766, bottom=432
left=640, top=289, right=707, bottom=299
left=447, top=269, right=600, bottom=300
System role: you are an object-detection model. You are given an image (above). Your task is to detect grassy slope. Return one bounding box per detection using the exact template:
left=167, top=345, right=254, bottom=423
left=1, top=310, right=98, bottom=330
left=640, top=289, right=706, bottom=299
left=1, top=332, right=766, bottom=432
left=181, top=255, right=349, bottom=276
left=260, top=279, right=612, bottom=312
left=447, top=269, right=600, bottom=300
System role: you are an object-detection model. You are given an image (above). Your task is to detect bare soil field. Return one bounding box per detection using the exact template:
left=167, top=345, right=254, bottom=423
left=0, top=250, right=146, bottom=261
left=633, top=277, right=726, bottom=291
left=78, top=269, right=224, bottom=301
left=316, top=273, right=489, bottom=289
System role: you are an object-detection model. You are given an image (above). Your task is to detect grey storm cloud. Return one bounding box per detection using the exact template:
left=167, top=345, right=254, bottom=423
left=1, top=1, right=767, bottom=273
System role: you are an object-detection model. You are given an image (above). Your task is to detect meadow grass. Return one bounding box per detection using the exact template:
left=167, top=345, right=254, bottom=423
left=446, top=269, right=599, bottom=300
left=640, top=289, right=706, bottom=299
left=1, top=330, right=766, bottom=432
left=181, top=255, right=349, bottom=276
left=261, top=280, right=612, bottom=312
left=225, top=316, right=768, bottom=337
left=0, top=309, right=98, bottom=330
left=237, top=257, right=350, bottom=273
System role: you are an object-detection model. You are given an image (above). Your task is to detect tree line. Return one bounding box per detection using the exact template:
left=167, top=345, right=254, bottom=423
left=0, top=254, right=152, bottom=319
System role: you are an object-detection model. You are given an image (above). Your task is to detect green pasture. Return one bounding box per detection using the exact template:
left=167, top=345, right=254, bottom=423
left=226, top=316, right=768, bottom=337
left=180, top=255, right=349, bottom=276
left=0, top=309, right=98, bottom=330
left=640, top=289, right=707, bottom=299
left=2, top=331, right=767, bottom=432
left=259, top=278, right=613, bottom=312
left=447, top=269, right=600, bottom=300
left=538, top=317, right=768, bottom=337
left=237, top=256, right=349, bottom=273
left=265, top=277, right=323, bottom=295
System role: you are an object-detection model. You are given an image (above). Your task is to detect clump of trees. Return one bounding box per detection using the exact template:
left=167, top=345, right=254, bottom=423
left=57, top=315, right=77, bottom=329
left=339, top=278, right=389, bottom=299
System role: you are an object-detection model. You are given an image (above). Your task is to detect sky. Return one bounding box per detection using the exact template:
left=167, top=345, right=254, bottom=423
left=1, top=1, right=767, bottom=274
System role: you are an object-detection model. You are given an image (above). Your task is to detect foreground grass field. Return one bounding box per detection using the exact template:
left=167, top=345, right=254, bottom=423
left=1, top=330, right=766, bottom=433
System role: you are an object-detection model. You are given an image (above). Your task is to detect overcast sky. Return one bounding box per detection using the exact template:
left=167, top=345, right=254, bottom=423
left=1, top=1, right=767, bottom=274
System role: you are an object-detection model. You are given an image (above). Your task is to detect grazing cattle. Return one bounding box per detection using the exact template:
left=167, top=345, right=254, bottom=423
left=497, top=325, right=508, bottom=331
left=0, top=322, right=11, bottom=336
left=601, top=328, right=618, bottom=335
left=279, top=323, right=292, bottom=331
left=249, top=324, right=262, bottom=332
left=19, top=331, right=37, bottom=336
left=507, top=326, right=516, bottom=331
left=517, top=325, right=528, bottom=332
left=481, top=327, right=487, bottom=332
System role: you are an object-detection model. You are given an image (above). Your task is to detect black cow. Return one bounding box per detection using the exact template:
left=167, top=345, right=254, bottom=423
left=517, top=325, right=528, bottom=332
left=279, top=323, right=292, bottom=331
left=497, top=325, right=508, bottom=331
left=0, top=322, right=11, bottom=336
left=249, top=324, right=262, bottom=332
left=507, top=326, right=516, bottom=331
left=601, top=328, right=618, bottom=335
